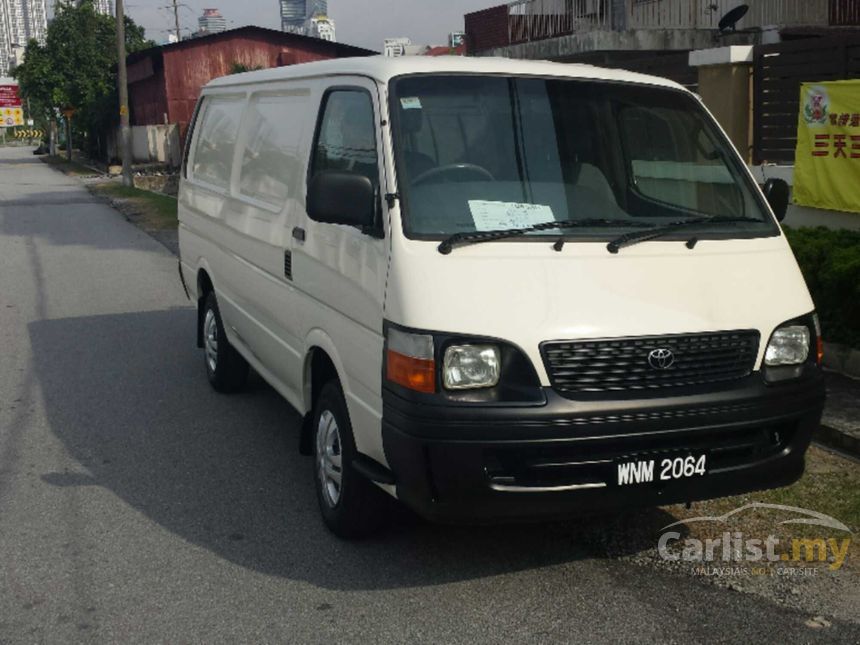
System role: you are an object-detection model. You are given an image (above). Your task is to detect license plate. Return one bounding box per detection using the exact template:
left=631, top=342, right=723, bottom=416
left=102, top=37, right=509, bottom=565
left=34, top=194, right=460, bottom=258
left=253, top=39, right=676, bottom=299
left=616, top=453, right=707, bottom=486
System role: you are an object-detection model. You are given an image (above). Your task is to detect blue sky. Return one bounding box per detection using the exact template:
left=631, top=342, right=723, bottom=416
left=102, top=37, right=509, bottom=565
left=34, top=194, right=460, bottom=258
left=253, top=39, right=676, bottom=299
left=121, top=0, right=495, bottom=50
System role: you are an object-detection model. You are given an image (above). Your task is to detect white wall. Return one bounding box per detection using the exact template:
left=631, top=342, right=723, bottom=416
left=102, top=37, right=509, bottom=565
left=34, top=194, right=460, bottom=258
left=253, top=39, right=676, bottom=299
left=109, top=124, right=181, bottom=167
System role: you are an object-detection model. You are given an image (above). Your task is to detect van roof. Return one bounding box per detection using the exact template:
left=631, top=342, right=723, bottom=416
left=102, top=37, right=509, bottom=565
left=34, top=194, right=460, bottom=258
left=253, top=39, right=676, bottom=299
left=204, top=55, right=687, bottom=92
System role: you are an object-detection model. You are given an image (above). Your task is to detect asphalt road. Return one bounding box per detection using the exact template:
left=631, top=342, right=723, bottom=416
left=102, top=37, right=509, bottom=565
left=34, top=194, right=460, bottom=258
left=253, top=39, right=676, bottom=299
left=0, top=146, right=857, bottom=644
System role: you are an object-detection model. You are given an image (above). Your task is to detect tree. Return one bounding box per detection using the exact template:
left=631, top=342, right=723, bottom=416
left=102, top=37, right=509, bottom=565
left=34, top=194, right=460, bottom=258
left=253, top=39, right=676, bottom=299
left=14, top=0, right=154, bottom=157
left=229, top=62, right=265, bottom=75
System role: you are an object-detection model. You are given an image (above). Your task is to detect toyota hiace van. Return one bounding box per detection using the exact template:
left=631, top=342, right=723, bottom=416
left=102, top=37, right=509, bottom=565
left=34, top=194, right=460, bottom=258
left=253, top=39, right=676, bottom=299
left=178, top=57, right=825, bottom=537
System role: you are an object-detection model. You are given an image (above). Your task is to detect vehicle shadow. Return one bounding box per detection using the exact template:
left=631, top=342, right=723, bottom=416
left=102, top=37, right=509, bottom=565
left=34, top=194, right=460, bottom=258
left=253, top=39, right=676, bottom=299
left=28, top=309, right=682, bottom=591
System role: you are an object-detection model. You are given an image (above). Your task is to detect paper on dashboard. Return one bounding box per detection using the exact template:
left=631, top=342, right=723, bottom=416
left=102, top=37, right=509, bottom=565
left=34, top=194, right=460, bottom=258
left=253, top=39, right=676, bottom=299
left=468, top=200, right=555, bottom=232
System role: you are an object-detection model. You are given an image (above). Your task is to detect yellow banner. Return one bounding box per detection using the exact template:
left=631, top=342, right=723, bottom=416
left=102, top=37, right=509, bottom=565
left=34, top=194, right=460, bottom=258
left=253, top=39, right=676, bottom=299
left=1, top=106, right=23, bottom=127
left=794, top=81, right=860, bottom=214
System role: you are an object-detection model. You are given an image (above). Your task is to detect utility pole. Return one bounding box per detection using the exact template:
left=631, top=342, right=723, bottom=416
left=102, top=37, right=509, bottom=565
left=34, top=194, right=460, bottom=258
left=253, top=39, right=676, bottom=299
left=116, top=0, right=133, bottom=187
left=173, top=0, right=181, bottom=42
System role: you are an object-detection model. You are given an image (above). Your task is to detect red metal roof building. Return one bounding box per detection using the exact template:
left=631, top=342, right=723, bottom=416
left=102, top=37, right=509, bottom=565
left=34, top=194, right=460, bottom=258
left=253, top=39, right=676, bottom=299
left=126, top=26, right=375, bottom=141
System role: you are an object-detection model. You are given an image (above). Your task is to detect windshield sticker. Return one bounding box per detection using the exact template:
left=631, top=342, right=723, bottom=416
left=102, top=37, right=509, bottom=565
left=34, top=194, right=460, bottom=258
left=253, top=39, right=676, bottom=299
left=468, top=200, right=555, bottom=231
left=400, top=97, right=423, bottom=110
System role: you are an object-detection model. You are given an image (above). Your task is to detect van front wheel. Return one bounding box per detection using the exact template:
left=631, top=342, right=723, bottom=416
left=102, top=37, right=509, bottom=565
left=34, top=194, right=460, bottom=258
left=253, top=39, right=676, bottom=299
left=313, top=380, right=386, bottom=538
left=202, top=291, right=249, bottom=393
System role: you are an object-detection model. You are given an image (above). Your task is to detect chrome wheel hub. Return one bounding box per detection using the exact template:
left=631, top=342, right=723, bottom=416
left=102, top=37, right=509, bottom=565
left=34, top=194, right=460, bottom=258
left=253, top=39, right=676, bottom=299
left=316, top=409, right=343, bottom=507
left=204, top=308, right=218, bottom=373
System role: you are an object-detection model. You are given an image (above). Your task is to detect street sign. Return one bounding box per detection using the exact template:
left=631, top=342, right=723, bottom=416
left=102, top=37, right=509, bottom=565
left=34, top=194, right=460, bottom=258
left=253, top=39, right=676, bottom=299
left=0, top=83, right=21, bottom=108
left=2, top=107, right=24, bottom=127
left=0, top=81, right=23, bottom=127
left=14, top=129, right=44, bottom=139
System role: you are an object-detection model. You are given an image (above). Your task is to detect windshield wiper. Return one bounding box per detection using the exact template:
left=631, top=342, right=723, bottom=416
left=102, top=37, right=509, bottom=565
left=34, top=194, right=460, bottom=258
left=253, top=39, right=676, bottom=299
left=438, top=219, right=652, bottom=255
left=606, top=216, right=764, bottom=254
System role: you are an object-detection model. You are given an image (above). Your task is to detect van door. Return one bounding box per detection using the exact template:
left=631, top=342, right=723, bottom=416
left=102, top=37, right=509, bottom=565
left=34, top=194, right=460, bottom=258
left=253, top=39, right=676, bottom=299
left=291, top=78, right=389, bottom=462
left=225, top=88, right=314, bottom=407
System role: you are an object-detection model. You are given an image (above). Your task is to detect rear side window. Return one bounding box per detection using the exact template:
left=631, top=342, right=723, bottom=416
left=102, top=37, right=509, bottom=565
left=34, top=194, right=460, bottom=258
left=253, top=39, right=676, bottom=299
left=191, top=96, right=244, bottom=190
left=311, top=90, right=378, bottom=188
left=239, top=91, right=310, bottom=206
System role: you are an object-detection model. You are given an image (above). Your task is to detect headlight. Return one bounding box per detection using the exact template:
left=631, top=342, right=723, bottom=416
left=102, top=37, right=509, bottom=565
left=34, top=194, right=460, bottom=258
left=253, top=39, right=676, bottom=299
left=443, top=345, right=500, bottom=390
left=764, top=325, right=810, bottom=366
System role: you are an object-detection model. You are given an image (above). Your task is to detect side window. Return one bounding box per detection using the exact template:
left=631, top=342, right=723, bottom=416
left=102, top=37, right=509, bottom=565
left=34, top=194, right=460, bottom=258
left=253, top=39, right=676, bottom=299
left=311, top=90, right=379, bottom=188
left=191, top=96, right=244, bottom=190
left=239, top=92, right=310, bottom=206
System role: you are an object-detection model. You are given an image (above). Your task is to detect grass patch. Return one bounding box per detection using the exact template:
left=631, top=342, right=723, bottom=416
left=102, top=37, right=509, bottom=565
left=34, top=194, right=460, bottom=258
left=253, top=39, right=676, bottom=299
left=90, top=182, right=177, bottom=230
left=757, top=448, right=860, bottom=531
left=43, top=155, right=99, bottom=177
left=669, top=447, right=860, bottom=531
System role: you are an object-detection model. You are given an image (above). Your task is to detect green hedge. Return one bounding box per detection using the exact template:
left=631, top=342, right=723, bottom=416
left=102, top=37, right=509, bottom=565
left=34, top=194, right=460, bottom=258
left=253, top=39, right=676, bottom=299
left=783, top=227, right=860, bottom=349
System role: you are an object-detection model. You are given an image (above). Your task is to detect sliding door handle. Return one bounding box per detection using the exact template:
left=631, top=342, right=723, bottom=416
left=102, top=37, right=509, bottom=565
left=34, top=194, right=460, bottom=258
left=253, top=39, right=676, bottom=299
left=292, top=227, right=306, bottom=242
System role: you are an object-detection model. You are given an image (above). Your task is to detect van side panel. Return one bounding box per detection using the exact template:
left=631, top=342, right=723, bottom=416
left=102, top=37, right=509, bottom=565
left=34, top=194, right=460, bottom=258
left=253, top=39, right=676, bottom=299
left=179, top=85, right=315, bottom=412
left=291, top=77, right=390, bottom=467
left=218, top=89, right=313, bottom=399
left=180, top=78, right=391, bottom=469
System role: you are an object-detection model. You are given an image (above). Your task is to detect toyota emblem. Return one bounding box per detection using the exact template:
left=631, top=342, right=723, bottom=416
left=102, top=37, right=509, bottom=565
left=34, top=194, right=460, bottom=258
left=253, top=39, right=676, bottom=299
left=648, top=348, right=675, bottom=370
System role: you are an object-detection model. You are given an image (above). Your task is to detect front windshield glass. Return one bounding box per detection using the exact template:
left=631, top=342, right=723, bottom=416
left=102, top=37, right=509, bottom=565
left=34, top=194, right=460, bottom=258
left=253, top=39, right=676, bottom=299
left=390, top=75, right=776, bottom=240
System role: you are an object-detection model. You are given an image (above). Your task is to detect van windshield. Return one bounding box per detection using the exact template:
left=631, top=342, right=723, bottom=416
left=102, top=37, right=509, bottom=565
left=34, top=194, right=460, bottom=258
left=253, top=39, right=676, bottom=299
left=390, top=75, right=776, bottom=240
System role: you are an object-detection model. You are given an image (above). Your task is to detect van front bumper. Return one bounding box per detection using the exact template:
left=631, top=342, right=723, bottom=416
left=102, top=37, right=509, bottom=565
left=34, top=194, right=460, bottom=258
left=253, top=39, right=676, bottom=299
left=381, top=373, right=825, bottom=523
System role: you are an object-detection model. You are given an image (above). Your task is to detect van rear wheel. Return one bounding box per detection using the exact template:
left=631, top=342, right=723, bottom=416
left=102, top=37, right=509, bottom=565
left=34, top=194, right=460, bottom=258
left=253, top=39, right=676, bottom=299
left=202, top=291, right=249, bottom=393
left=313, top=379, right=386, bottom=538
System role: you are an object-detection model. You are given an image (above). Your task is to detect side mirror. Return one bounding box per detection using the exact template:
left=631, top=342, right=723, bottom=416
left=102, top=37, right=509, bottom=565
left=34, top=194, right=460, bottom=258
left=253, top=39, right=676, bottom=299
left=763, top=178, right=790, bottom=223
left=307, top=170, right=376, bottom=229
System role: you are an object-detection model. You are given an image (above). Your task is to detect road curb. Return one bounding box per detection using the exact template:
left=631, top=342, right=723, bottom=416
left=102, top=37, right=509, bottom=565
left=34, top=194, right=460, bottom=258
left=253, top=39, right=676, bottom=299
left=815, top=423, right=860, bottom=459
left=38, top=154, right=104, bottom=178
left=83, top=183, right=180, bottom=257
left=823, top=343, right=860, bottom=379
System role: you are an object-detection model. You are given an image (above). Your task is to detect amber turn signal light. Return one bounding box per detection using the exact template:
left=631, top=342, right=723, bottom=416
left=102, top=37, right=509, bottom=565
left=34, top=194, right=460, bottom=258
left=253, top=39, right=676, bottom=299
left=386, top=350, right=436, bottom=393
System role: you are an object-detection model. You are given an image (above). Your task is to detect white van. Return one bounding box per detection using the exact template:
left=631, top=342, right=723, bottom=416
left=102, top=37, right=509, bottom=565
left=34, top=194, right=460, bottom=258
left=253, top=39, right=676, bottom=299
left=178, top=57, right=825, bottom=537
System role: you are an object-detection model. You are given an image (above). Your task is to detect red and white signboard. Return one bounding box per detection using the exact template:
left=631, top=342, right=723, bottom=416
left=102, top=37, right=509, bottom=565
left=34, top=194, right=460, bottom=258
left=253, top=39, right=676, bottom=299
left=0, top=83, right=22, bottom=108
left=0, top=81, right=23, bottom=127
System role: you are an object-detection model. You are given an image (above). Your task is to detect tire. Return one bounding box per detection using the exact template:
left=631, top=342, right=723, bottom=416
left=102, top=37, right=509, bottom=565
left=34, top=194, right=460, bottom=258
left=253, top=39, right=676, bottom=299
left=202, top=291, right=249, bottom=393
left=313, top=379, right=387, bottom=538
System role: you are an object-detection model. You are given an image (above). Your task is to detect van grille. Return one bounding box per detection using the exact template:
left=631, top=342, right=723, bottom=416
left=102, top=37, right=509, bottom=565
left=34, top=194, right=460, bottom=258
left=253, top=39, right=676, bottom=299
left=541, top=331, right=760, bottom=395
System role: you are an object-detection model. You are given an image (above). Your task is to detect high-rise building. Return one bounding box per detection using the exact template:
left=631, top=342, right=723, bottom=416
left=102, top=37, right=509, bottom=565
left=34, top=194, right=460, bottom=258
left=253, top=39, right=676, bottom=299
left=198, top=8, right=227, bottom=35
left=383, top=37, right=430, bottom=57
left=310, top=0, right=327, bottom=18
left=280, top=0, right=328, bottom=35
left=0, top=0, right=47, bottom=76
left=307, top=14, right=335, bottom=42
left=79, top=0, right=112, bottom=14
left=280, top=0, right=305, bottom=33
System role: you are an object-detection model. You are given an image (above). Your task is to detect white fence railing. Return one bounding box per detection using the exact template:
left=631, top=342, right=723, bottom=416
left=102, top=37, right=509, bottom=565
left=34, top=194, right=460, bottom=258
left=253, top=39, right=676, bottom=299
left=508, top=0, right=611, bottom=44
left=506, top=0, right=832, bottom=43
left=628, top=0, right=830, bottom=30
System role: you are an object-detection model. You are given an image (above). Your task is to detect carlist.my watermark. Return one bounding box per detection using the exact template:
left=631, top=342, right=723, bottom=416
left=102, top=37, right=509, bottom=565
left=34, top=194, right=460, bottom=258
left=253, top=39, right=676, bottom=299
left=657, top=502, right=853, bottom=575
